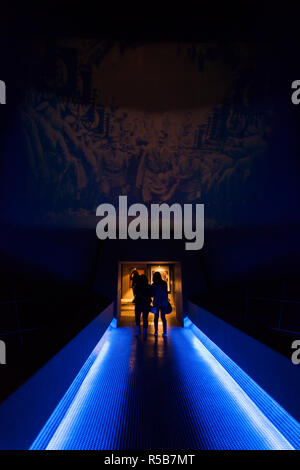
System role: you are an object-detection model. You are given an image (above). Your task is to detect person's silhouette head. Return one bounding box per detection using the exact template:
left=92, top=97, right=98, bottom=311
left=131, top=269, right=139, bottom=282
left=153, top=271, right=163, bottom=284
left=139, top=274, right=149, bottom=287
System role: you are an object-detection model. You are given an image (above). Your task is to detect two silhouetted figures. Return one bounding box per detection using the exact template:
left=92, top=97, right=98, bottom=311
left=134, top=271, right=169, bottom=338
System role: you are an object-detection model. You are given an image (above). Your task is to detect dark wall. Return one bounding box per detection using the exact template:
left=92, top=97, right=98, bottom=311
left=0, top=226, right=99, bottom=285
left=203, top=225, right=300, bottom=284
left=0, top=226, right=109, bottom=402
left=194, top=225, right=300, bottom=357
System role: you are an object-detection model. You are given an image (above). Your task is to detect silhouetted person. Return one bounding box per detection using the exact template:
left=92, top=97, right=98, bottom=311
left=134, top=274, right=151, bottom=337
left=151, top=271, right=169, bottom=337
left=130, top=269, right=140, bottom=303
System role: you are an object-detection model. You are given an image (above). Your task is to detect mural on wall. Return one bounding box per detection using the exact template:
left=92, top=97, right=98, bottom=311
left=5, top=40, right=274, bottom=227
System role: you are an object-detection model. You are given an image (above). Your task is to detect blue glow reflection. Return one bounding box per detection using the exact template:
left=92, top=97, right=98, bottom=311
left=30, top=320, right=132, bottom=450
left=179, top=318, right=299, bottom=450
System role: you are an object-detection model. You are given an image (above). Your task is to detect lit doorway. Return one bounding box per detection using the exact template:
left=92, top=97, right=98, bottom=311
left=117, top=261, right=183, bottom=326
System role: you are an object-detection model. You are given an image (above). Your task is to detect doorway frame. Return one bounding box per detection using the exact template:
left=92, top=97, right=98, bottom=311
left=117, top=261, right=183, bottom=326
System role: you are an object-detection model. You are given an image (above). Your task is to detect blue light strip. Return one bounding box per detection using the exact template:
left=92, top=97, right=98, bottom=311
left=182, top=317, right=300, bottom=449
left=45, top=340, right=111, bottom=449
left=30, top=316, right=299, bottom=450
left=30, top=319, right=118, bottom=450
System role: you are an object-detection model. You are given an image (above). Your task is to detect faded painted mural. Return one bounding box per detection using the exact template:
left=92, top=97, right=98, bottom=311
left=3, top=40, right=275, bottom=227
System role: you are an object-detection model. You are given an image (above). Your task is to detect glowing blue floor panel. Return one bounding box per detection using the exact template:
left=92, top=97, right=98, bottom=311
left=31, top=323, right=133, bottom=450
left=171, top=326, right=298, bottom=450
left=182, top=319, right=300, bottom=449
left=30, top=319, right=299, bottom=450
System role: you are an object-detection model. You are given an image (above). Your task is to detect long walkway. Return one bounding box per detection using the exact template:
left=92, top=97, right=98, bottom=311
left=30, top=314, right=297, bottom=450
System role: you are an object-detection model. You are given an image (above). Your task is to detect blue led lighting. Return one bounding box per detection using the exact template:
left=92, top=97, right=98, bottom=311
left=29, top=317, right=299, bottom=450
left=174, top=318, right=300, bottom=450
left=30, top=319, right=133, bottom=450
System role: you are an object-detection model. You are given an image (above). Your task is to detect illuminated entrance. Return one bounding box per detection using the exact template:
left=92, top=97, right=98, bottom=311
left=117, top=261, right=183, bottom=326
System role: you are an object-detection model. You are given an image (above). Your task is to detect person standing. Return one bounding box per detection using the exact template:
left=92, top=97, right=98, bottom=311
left=151, top=271, right=169, bottom=337
left=130, top=269, right=140, bottom=303
left=134, top=274, right=152, bottom=337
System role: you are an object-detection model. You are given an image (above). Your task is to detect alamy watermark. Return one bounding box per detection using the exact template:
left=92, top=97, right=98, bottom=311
left=0, top=340, right=6, bottom=365
left=96, top=196, right=204, bottom=250
left=291, top=340, right=300, bottom=365
left=0, top=80, right=6, bottom=104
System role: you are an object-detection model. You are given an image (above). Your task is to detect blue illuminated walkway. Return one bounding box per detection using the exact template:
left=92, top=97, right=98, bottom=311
left=30, top=315, right=299, bottom=450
